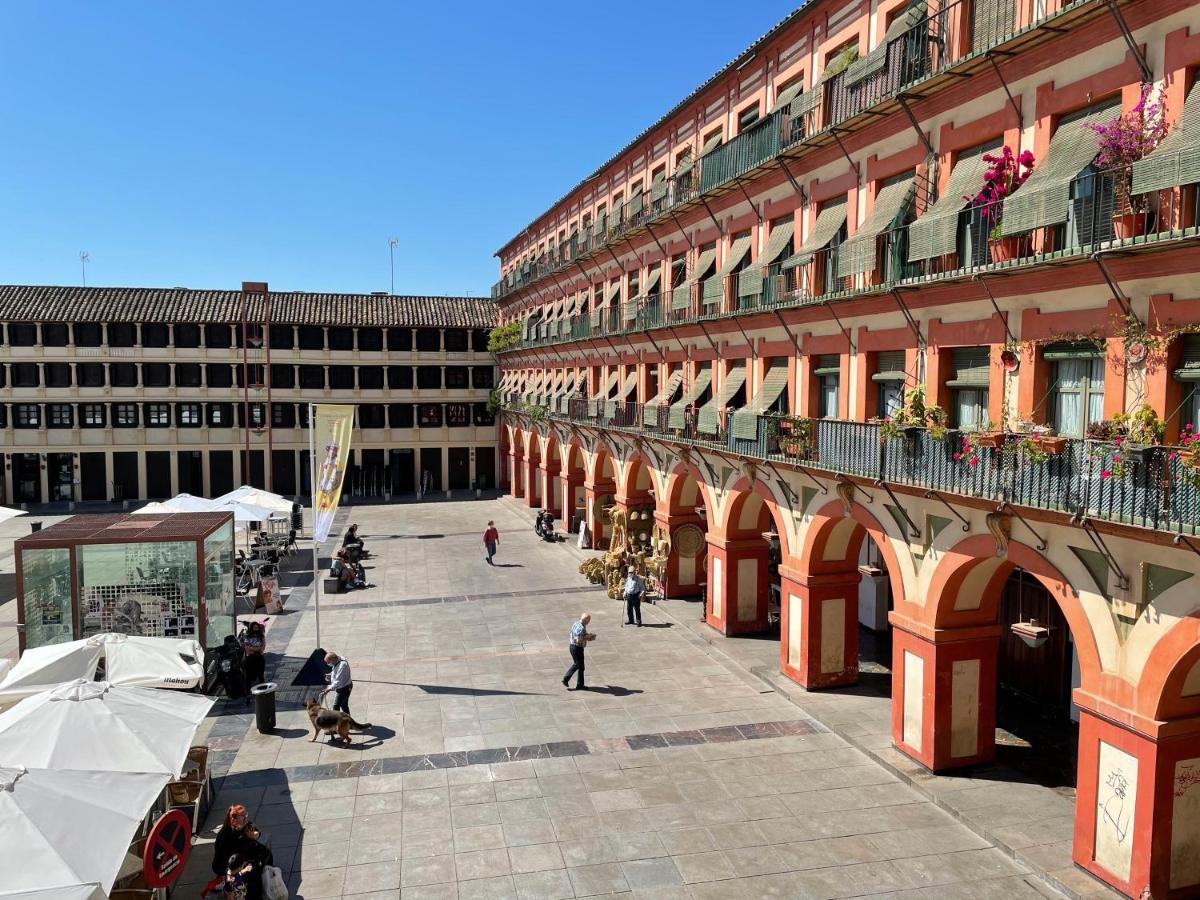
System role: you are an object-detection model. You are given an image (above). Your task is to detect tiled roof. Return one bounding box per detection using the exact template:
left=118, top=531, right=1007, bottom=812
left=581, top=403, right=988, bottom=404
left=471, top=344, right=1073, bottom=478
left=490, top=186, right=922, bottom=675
left=0, top=285, right=497, bottom=328
left=494, top=3, right=810, bottom=256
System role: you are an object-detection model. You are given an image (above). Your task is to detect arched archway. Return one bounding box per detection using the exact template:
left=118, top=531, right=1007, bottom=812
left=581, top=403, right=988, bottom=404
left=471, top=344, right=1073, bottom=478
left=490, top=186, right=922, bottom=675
left=539, top=431, right=562, bottom=517
left=657, top=459, right=716, bottom=600
left=783, top=498, right=908, bottom=690
left=557, top=440, right=587, bottom=534
left=509, top=425, right=526, bottom=499
left=522, top=427, right=542, bottom=508
left=584, top=443, right=618, bottom=548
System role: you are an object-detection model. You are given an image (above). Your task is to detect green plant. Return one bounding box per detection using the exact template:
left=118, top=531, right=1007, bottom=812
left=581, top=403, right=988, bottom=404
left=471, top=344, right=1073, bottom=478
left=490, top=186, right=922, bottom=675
left=766, top=414, right=814, bottom=458
left=954, top=420, right=1004, bottom=465
left=526, top=404, right=548, bottom=423
left=1089, top=403, right=1166, bottom=479
left=486, top=389, right=503, bottom=415
left=1017, top=436, right=1049, bottom=464
left=880, top=387, right=949, bottom=442
left=824, top=45, right=859, bottom=79
left=487, top=321, right=522, bottom=353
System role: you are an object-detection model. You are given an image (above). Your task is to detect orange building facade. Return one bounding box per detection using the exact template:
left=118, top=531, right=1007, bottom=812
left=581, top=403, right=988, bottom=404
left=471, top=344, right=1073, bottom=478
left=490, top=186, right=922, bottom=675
left=493, top=1, right=1200, bottom=896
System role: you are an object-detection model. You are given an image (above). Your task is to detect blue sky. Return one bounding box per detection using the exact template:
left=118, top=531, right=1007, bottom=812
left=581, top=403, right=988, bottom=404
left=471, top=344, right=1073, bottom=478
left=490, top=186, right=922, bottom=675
left=0, top=2, right=794, bottom=296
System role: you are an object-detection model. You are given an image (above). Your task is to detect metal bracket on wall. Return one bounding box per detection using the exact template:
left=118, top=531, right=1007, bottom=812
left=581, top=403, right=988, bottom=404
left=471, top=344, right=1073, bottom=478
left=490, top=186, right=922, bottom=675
left=1103, top=0, right=1153, bottom=83
left=669, top=212, right=695, bottom=250
left=733, top=176, right=763, bottom=225
left=1071, top=511, right=1131, bottom=590
left=889, top=288, right=925, bottom=350
left=699, top=196, right=724, bottom=235
left=819, top=296, right=857, bottom=353
left=836, top=473, right=873, bottom=504
left=605, top=245, right=624, bottom=270
left=924, top=489, right=970, bottom=531
left=998, top=501, right=1048, bottom=552
left=771, top=308, right=803, bottom=358
left=895, top=95, right=934, bottom=157
left=983, top=52, right=1023, bottom=122
left=791, top=464, right=829, bottom=495
left=1173, top=533, right=1200, bottom=559
left=828, top=128, right=856, bottom=168
left=972, top=274, right=1018, bottom=345
left=644, top=222, right=670, bottom=261
left=1090, top=251, right=1136, bottom=320
left=776, top=159, right=809, bottom=206
left=873, top=480, right=922, bottom=537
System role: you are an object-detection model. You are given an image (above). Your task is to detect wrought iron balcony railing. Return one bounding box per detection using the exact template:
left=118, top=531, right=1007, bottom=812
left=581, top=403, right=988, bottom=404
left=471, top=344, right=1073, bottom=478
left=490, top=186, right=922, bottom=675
left=493, top=0, right=1103, bottom=302
left=505, top=401, right=1200, bottom=534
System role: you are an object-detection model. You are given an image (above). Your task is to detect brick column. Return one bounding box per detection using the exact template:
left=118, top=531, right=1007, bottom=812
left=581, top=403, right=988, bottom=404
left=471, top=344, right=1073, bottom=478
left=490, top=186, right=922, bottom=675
left=778, top=567, right=861, bottom=689
left=1073, top=708, right=1200, bottom=898
left=558, top=471, right=585, bottom=533
left=583, top=479, right=616, bottom=549
left=653, top=510, right=706, bottom=598
left=523, top=452, right=542, bottom=507
left=890, top=618, right=1001, bottom=771
left=539, top=455, right=561, bottom=517
left=704, top=535, right=769, bottom=635
left=509, top=447, right=524, bottom=499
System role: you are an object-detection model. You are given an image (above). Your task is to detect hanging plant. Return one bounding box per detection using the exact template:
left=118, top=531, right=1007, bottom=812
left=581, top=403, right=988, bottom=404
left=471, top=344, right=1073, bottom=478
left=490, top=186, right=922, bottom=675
left=966, top=145, right=1036, bottom=241
left=880, top=387, right=949, bottom=443
left=766, top=414, right=814, bottom=458
left=1089, top=403, right=1166, bottom=479
left=953, top=420, right=1007, bottom=466
left=1087, top=84, right=1167, bottom=228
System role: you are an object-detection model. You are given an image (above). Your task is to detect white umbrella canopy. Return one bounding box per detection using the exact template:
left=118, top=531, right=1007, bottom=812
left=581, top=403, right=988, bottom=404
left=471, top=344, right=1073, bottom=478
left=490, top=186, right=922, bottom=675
left=0, top=679, right=213, bottom=777
left=0, top=766, right=167, bottom=894
left=0, top=505, right=27, bottom=523
left=0, top=884, right=106, bottom=900
left=213, top=485, right=294, bottom=515
left=0, top=642, right=105, bottom=710
left=210, top=498, right=278, bottom=523
left=95, top=633, right=205, bottom=690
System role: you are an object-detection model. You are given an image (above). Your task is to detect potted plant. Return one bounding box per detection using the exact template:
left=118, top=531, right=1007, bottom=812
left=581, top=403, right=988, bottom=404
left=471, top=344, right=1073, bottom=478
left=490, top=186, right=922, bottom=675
left=880, top=387, right=949, bottom=445
left=1087, top=84, right=1167, bottom=239
left=1090, top=403, right=1166, bottom=479
left=966, top=146, right=1036, bottom=263
left=767, top=414, right=814, bottom=458
left=954, top=422, right=1008, bottom=466
left=1177, top=423, right=1200, bottom=468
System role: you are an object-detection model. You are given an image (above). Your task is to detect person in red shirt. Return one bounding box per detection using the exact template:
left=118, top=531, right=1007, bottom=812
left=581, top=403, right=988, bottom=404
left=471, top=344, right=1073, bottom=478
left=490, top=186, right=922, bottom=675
left=483, top=521, right=500, bottom=565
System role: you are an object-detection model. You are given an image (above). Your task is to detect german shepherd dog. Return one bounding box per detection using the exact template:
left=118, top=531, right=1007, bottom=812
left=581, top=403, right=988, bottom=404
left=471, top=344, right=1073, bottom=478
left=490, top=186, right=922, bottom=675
left=306, top=697, right=372, bottom=744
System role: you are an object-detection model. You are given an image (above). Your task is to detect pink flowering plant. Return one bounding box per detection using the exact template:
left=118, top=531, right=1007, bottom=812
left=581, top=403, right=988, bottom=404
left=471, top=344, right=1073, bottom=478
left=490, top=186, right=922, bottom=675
left=966, top=145, right=1036, bottom=239
left=1087, top=403, right=1165, bottom=479
left=1087, top=85, right=1168, bottom=214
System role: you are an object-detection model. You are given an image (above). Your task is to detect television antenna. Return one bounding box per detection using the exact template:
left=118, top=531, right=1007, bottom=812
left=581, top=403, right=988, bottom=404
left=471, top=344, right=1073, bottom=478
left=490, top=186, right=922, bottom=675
left=79, top=251, right=90, bottom=286
left=388, top=238, right=399, bottom=295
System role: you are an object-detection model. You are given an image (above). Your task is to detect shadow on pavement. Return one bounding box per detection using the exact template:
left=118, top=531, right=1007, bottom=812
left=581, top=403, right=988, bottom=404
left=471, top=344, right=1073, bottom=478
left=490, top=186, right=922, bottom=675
left=584, top=685, right=644, bottom=696
left=362, top=681, right=545, bottom=697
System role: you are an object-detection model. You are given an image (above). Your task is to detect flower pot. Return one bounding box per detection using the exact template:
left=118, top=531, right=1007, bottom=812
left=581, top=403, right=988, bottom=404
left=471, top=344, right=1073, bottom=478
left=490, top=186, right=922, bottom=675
left=988, top=236, right=1028, bottom=263
left=1112, top=212, right=1147, bottom=240
left=974, top=431, right=1006, bottom=449
left=1033, top=436, right=1067, bottom=455
left=1179, top=449, right=1200, bottom=469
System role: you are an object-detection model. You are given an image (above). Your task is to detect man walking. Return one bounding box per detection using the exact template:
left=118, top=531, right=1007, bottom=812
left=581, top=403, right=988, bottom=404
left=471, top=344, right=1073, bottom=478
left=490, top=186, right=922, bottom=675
left=324, top=652, right=354, bottom=715
left=562, top=612, right=595, bottom=690
left=623, top=566, right=644, bottom=626
left=483, top=520, right=499, bottom=565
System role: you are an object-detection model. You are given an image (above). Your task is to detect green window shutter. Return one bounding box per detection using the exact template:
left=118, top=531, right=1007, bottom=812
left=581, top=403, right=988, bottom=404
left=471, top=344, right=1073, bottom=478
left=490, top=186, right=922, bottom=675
left=845, top=5, right=923, bottom=86
left=619, top=371, right=637, bottom=399
left=697, top=367, right=747, bottom=434
left=946, top=346, right=991, bottom=387
left=589, top=370, right=618, bottom=401
left=628, top=192, right=644, bottom=219
left=772, top=80, right=805, bottom=114
left=668, top=368, right=713, bottom=428
left=675, top=151, right=695, bottom=178
left=671, top=283, right=692, bottom=310
left=732, top=364, right=789, bottom=438
left=650, top=170, right=668, bottom=201
left=700, top=132, right=724, bottom=157
left=644, top=267, right=662, bottom=294
left=871, top=350, right=907, bottom=381
left=837, top=174, right=916, bottom=277
left=644, top=370, right=684, bottom=424
left=605, top=282, right=622, bottom=306
left=1132, top=81, right=1200, bottom=195
left=739, top=220, right=796, bottom=296
left=1174, top=334, right=1200, bottom=380
left=782, top=198, right=848, bottom=270
left=972, top=0, right=1017, bottom=53
left=813, top=354, right=841, bottom=376
left=705, top=235, right=754, bottom=304
left=1001, top=101, right=1119, bottom=236
left=1043, top=341, right=1103, bottom=360
left=907, top=146, right=993, bottom=262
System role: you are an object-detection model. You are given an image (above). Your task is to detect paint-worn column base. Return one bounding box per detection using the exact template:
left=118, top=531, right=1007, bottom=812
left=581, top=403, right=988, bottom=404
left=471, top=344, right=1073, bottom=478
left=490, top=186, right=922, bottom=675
left=523, top=457, right=542, bottom=508
left=539, top=464, right=561, bottom=517
left=778, top=568, right=860, bottom=689
left=890, top=616, right=1000, bottom=772
left=704, top=535, right=769, bottom=635
left=1073, top=706, right=1200, bottom=898
left=654, top=510, right=706, bottom=599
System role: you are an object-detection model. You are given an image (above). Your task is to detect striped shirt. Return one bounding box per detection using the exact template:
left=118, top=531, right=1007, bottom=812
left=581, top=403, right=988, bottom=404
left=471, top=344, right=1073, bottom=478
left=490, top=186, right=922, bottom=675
left=569, top=621, right=587, bottom=646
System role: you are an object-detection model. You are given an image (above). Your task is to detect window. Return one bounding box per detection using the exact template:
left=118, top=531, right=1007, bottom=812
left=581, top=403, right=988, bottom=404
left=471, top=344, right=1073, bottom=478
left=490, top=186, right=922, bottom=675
left=389, top=403, right=414, bottom=428
left=206, top=364, right=233, bottom=388
left=45, top=364, right=71, bottom=388
left=8, top=323, right=37, bottom=346
left=416, top=367, right=442, bottom=390
left=1175, top=335, right=1200, bottom=433
left=1048, top=347, right=1105, bottom=437
left=328, top=366, right=355, bottom=390
left=12, top=364, right=39, bottom=387
left=77, top=363, right=104, bottom=387
left=273, top=404, right=296, bottom=428
left=388, top=366, right=413, bottom=389
left=42, top=324, right=69, bottom=346
left=143, top=364, right=170, bottom=388
left=327, top=328, right=354, bottom=350
left=444, top=330, right=469, bottom=352
left=176, top=404, right=201, bottom=427
left=205, top=323, right=232, bottom=348
left=175, top=364, right=202, bottom=388
left=738, top=104, right=760, bottom=131
left=81, top=404, right=105, bottom=427
left=47, top=404, right=72, bottom=428
left=358, top=367, right=384, bottom=390
left=387, top=328, right=412, bottom=351
left=146, top=404, right=171, bottom=427
left=175, top=324, right=201, bottom=348
left=472, top=367, right=494, bottom=389
left=113, top=404, right=138, bottom=427
left=473, top=403, right=495, bottom=426
left=239, top=403, right=266, bottom=427
left=299, top=366, right=325, bottom=389
left=298, top=326, right=324, bottom=350
left=445, top=367, right=470, bottom=389
left=14, top=404, right=40, bottom=428
left=415, top=329, right=441, bottom=351
left=108, top=323, right=136, bottom=347
left=473, top=330, right=489, bottom=352
left=815, top=355, right=840, bottom=418
left=446, top=403, right=470, bottom=427
left=74, top=323, right=102, bottom=346
left=418, top=404, right=443, bottom=427
left=141, top=323, right=169, bottom=347
left=947, top=347, right=991, bottom=429
left=358, top=328, right=383, bottom=351
left=358, top=404, right=385, bottom=428
left=208, top=403, right=231, bottom=427
left=110, top=364, right=137, bottom=387
left=873, top=351, right=906, bottom=419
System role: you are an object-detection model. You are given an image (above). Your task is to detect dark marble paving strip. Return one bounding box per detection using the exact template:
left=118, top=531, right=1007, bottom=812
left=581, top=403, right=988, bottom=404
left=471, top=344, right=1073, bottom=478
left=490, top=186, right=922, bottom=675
left=216, top=717, right=826, bottom=790
left=326, top=583, right=606, bottom=613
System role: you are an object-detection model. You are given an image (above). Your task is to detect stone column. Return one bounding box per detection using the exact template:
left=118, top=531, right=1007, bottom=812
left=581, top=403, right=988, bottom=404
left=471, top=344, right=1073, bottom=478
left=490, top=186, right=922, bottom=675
left=704, top=535, right=769, bottom=635
left=890, top=617, right=1001, bottom=771
left=652, top=509, right=706, bottom=598
left=778, top=567, right=861, bottom=689
left=539, top=455, right=561, bottom=516
left=509, top=446, right=524, bottom=499
left=523, top=451, right=542, bottom=507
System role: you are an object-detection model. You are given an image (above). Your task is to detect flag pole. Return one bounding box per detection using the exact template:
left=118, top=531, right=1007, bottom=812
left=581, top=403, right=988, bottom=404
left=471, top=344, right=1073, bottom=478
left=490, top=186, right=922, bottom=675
left=310, top=402, right=321, bottom=649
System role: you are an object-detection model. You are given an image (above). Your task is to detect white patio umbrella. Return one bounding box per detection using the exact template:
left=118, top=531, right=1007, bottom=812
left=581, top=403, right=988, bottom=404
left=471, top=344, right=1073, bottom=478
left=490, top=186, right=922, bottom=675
left=213, top=485, right=294, bottom=515
left=0, top=679, right=213, bottom=777
left=0, top=505, right=27, bottom=524
left=96, top=633, right=205, bottom=690
left=0, top=884, right=105, bottom=900
left=0, top=641, right=105, bottom=710
left=211, top=498, right=278, bottom=523
left=0, top=765, right=167, bottom=894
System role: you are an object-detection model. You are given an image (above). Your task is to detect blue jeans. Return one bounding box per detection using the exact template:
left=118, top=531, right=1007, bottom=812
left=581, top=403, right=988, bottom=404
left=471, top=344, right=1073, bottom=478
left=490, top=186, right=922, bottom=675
left=333, top=684, right=353, bottom=716
left=485, top=541, right=497, bottom=563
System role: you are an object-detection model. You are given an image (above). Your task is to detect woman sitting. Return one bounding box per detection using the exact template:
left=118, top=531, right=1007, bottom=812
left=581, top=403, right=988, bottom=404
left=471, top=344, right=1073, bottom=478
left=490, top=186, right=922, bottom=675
left=211, top=805, right=272, bottom=900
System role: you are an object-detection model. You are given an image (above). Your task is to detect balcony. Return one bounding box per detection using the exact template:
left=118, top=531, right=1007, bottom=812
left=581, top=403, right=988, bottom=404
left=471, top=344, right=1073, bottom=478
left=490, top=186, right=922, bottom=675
left=509, top=162, right=1200, bottom=350
left=493, top=0, right=1115, bottom=304
left=507, top=400, right=1200, bottom=534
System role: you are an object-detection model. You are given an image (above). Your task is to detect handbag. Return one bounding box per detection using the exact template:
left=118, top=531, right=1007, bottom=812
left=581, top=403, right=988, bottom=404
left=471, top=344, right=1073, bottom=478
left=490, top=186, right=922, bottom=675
left=262, top=865, right=289, bottom=900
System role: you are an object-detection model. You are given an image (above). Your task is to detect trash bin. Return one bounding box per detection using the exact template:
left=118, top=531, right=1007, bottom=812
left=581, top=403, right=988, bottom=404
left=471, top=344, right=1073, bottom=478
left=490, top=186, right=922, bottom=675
left=30, top=522, right=42, bottom=533
left=251, top=682, right=277, bottom=734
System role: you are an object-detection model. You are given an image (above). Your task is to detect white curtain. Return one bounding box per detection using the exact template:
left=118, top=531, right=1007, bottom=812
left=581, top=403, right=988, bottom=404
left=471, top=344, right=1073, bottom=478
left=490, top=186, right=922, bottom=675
left=955, top=389, right=987, bottom=430
left=880, top=383, right=903, bottom=419
left=820, top=376, right=839, bottom=418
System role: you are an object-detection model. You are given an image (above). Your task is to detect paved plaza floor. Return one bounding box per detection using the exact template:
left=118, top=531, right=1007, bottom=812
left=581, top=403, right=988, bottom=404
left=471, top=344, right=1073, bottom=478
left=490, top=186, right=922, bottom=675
left=0, top=499, right=1108, bottom=898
